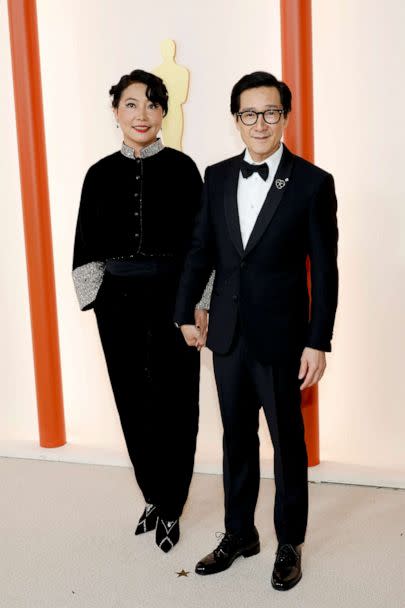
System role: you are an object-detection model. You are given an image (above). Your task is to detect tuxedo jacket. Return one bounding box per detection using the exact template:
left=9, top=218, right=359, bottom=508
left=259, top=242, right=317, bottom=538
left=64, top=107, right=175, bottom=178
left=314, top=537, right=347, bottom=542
left=174, top=145, right=338, bottom=363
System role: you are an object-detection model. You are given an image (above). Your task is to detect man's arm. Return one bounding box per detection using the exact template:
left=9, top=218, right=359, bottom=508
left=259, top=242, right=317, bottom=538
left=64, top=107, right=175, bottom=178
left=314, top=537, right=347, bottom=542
left=174, top=168, right=215, bottom=327
left=307, top=172, right=339, bottom=351
left=299, top=173, right=338, bottom=389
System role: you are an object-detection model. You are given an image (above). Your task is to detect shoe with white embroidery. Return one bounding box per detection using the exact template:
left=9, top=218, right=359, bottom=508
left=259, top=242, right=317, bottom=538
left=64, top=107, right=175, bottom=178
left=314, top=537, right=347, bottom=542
left=135, top=503, right=159, bottom=535
left=155, top=517, right=180, bottom=553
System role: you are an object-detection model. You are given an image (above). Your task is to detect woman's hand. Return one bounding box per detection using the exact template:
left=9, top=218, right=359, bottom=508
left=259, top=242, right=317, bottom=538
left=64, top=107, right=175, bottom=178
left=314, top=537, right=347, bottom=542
left=194, top=308, right=208, bottom=346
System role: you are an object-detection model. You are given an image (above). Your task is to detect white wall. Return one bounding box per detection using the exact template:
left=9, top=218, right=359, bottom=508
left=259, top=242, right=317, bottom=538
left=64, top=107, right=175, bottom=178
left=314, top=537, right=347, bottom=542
left=312, top=0, right=405, bottom=472
left=0, top=0, right=404, bottom=484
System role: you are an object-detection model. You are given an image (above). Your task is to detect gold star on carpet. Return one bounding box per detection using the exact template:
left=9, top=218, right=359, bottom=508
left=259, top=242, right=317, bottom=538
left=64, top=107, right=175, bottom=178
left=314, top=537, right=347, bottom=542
left=176, top=569, right=190, bottom=577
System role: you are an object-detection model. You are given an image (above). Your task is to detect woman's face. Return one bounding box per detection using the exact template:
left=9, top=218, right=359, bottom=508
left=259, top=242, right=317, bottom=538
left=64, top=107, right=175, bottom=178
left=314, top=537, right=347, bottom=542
left=114, top=82, right=164, bottom=151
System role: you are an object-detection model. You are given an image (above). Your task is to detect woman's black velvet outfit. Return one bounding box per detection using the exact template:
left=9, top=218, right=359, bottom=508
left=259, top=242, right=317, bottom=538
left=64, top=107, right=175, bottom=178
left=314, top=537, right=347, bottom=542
left=73, top=141, right=206, bottom=520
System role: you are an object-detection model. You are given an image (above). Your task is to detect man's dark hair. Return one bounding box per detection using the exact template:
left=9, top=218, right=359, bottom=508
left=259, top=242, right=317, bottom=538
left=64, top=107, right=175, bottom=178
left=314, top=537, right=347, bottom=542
left=230, top=71, right=292, bottom=116
left=109, top=69, right=169, bottom=115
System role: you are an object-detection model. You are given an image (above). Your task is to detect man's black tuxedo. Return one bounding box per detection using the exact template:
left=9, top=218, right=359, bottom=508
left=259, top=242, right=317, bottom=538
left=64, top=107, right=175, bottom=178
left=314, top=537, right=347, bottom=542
left=174, top=145, right=338, bottom=544
left=175, top=145, right=338, bottom=363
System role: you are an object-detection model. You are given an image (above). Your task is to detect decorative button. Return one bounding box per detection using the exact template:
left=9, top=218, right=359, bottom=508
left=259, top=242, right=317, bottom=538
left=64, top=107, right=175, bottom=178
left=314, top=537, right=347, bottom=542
left=232, top=295, right=238, bottom=302
left=134, top=212, right=139, bottom=217
left=136, top=175, right=140, bottom=180
left=134, top=193, right=139, bottom=197
left=135, top=233, right=140, bottom=237
left=240, top=262, right=246, bottom=269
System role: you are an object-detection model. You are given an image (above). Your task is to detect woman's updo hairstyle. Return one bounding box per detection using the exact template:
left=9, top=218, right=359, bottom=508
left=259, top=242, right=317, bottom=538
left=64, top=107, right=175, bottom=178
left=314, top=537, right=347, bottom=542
left=109, top=69, right=168, bottom=116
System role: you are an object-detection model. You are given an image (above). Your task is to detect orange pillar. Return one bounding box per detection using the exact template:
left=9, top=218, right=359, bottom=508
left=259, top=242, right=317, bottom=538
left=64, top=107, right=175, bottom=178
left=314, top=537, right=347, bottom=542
left=280, top=0, right=319, bottom=466
left=8, top=0, right=66, bottom=447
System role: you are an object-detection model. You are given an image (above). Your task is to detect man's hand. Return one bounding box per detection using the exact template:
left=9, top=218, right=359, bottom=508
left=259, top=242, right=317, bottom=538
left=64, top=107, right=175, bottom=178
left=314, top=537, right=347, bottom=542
left=180, top=324, right=203, bottom=351
left=298, top=347, right=326, bottom=390
left=194, top=308, right=208, bottom=348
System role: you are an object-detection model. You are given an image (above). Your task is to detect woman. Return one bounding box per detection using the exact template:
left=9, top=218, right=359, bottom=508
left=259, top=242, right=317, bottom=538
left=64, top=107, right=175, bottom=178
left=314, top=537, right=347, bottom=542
left=73, top=70, right=210, bottom=552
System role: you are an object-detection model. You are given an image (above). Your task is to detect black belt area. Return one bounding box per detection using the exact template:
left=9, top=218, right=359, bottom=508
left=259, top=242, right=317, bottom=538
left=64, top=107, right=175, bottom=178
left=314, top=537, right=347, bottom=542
left=105, top=258, right=181, bottom=278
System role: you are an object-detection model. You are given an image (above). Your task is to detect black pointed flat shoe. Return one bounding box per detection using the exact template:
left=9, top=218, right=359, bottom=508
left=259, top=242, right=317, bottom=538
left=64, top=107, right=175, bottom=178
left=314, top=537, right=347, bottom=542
left=135, top=503, right=159, bottom=535
left=155, top=517, right=180, bottom=553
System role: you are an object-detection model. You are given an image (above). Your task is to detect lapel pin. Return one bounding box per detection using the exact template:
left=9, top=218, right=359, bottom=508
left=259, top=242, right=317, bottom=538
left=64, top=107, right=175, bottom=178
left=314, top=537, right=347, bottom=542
left=275, top=178, right=289, bottom=190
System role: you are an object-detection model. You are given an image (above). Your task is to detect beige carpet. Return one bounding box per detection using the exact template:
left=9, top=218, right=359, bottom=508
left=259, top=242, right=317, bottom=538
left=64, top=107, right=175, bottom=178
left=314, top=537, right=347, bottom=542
left=0, top=457, right=404, bottom=608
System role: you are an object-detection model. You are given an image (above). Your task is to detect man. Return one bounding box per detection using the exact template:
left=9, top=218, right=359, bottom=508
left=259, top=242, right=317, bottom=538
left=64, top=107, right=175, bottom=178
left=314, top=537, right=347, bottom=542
left=174, top=72, right=338, bottom=590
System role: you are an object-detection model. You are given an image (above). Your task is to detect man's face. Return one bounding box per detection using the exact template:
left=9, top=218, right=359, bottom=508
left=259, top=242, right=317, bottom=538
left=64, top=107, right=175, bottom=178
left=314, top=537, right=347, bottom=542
left=235, top=86, right=289, bottom=162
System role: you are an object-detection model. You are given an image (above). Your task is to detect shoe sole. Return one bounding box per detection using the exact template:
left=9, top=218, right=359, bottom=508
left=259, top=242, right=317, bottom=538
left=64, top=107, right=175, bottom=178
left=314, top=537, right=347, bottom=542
left=195, top=541, right=260, bottom=575
left=271, top=571, right=302, bottom=591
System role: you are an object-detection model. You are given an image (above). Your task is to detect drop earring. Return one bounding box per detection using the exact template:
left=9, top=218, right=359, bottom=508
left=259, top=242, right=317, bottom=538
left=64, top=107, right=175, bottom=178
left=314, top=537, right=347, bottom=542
left=116, top=123, right=119, bottom=129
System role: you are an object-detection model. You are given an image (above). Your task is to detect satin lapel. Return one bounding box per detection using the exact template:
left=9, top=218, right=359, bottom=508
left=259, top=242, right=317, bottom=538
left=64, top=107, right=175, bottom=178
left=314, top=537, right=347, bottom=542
left=243, top=146, right=295, bottom=257
left=224, top=153, right=244, bottom=257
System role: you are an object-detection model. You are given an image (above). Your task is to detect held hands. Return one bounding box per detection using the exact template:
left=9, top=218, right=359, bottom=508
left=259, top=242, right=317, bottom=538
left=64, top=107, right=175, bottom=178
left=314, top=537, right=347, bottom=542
left=298, top=347, right=326, bottom=390
left=180, top=309, right=208, bottom=352
left=195, top=309, right=208, bottom=343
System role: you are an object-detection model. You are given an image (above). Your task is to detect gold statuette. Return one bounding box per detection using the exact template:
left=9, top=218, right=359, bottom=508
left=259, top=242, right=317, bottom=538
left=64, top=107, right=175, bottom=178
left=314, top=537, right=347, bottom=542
left=153, top=39, right=189, bottom=151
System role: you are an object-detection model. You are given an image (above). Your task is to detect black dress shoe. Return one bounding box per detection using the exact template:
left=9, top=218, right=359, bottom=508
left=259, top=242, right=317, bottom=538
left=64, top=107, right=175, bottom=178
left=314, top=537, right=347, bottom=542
left=271, top=543, right=302, bottom=591
left=135, top=503, right=159, bottom=535
left=195, top=528, right=260, bottom=575
left=155, top=517, right=180, bottom=553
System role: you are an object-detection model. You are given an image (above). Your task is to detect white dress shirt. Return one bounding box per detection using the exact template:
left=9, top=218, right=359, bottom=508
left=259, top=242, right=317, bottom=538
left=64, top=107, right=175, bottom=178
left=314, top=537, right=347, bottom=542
left=237, top=143, right=284, bottom=248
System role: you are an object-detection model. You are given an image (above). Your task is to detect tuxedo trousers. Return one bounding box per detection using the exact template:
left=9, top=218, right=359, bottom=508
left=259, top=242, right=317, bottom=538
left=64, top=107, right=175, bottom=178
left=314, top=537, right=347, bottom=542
left=213, top=329, right=308, bottom=545
left=94, top=271, right=200, bottom=520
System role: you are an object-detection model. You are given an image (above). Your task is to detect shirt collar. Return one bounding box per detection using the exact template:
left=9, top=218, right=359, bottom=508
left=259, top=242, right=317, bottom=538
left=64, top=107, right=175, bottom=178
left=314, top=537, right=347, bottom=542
left=120, top=138, right=164, bottom=160
left=243, top=142, right=284, bottom=175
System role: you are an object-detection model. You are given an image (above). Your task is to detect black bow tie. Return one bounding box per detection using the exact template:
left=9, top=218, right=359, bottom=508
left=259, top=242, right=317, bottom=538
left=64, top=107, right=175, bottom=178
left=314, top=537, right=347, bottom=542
left=240, top=159, right=269, bottom=181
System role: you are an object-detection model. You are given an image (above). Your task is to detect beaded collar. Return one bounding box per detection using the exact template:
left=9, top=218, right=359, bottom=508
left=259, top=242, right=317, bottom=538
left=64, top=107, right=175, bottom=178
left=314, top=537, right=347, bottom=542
left=120, top=139, right=164, bottom=160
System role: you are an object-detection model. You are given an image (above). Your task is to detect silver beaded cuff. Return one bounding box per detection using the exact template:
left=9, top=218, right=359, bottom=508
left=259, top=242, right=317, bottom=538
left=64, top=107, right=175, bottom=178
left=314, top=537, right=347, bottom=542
left=196, top=270, right=215, bottom=310
left=73, top=261, right=105, bottom=310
